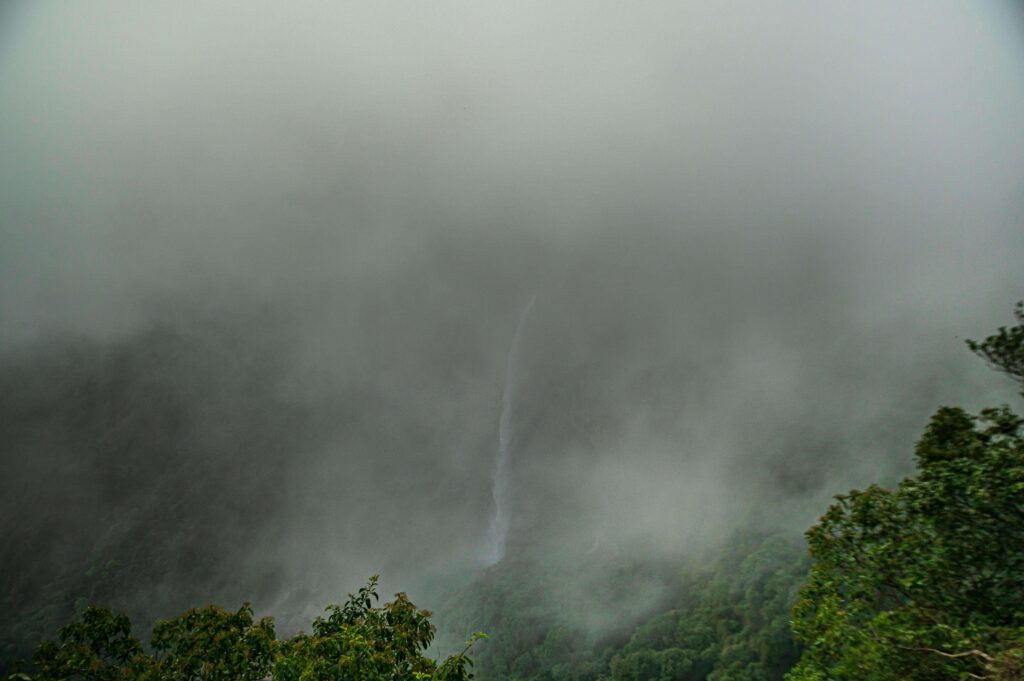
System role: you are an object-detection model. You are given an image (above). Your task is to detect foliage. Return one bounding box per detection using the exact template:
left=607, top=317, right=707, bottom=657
left=610, top=537, right=806, bottom=681
left=31, top=607, right=146, bottom=680
left=788, top=303, right=1024, bottom=681
left=148, top=604, right=277, bottom=681
left=437, top=533, right=807, bottom=681
left=274, top=577, right=480, bottom=681
left=16, top=577, right=480, bottom=681
left=967, top=301, right=1024, bottom=392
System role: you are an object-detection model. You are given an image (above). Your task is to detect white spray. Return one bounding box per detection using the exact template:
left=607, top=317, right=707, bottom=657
left=482, top=296, right=535, bottom=566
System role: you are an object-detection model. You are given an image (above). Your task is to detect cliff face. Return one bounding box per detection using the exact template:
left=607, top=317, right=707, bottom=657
left=0, top=321, right=302, bottom=667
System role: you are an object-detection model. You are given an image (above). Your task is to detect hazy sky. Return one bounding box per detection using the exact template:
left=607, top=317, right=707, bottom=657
left=1, top=0, right=1023, bottom=630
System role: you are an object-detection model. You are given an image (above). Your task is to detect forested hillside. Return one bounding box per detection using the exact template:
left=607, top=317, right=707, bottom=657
left=436, top=532, right=806, bottom=681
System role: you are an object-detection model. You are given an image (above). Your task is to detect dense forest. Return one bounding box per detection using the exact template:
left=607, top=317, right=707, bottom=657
left=5, top=304, right=1022, bottom=680
left=434, top=531, right=806, bottom=681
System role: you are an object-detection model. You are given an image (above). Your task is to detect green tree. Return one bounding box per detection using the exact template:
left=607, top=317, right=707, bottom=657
left=21, top=576, right=480, bottom=681
left=788, top=303, right=1024, bottom=681
left=148, top=604, right=276, bottom=680
left=275, top=576, right=480, bottom=681
left=31, top=607, right=147, bottom=680
left=967, top=301, right=1024, bottom=390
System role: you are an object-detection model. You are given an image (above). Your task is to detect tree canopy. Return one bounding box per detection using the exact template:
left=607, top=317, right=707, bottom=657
left=788, top=303, right=1024, bottom=681
left=17, top=577, right=480, bottom=681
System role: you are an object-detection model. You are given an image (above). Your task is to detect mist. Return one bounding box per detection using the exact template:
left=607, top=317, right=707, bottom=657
left=1, top=0, right=1023, bottom=662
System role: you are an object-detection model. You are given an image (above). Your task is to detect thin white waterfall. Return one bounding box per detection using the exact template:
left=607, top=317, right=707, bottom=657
left=482, top=297, right=535, bottom=566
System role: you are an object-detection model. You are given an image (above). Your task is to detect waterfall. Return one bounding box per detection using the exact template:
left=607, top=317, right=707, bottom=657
left=482, top=297, right=535, bottom=566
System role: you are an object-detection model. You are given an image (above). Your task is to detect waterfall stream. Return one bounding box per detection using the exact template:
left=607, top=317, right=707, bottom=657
left=482, top=297, right=535, bottom=565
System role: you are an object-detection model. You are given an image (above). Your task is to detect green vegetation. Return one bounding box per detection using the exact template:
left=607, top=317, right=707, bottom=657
left=604, top=536, right=806, bottom=681
left=14, top=577, right=480, bottom=681
left=436, top=532, right=807, bottom=681
left=788, top=303, right=1024, bottom=680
